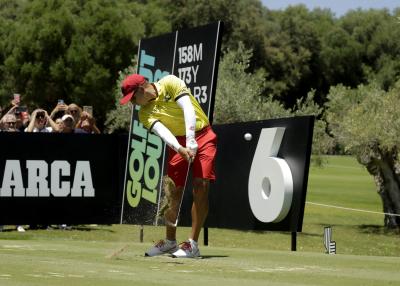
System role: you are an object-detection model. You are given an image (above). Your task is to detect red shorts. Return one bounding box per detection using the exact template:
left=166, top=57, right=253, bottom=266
left=167, top=126, right=217, bottom=187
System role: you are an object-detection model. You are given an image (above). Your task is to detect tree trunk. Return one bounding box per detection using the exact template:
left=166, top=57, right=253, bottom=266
left=358, top=147, right=400, bottom=229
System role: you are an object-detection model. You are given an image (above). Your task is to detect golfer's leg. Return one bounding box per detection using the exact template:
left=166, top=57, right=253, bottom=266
left=190, top=178, right=210, bottom=242
left=165, top=186, right=183, bottom=240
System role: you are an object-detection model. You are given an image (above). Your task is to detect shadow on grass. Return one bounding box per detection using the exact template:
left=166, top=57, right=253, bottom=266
left=298, top=232, right=321, bottom=237
left=200, top=255, right=229, bottom=259
left=234, top=229, right=322, bottom=238
left=159, top=255, right=229, bottom=261
left=69, top=225, right=115, bottom=232
left=358, top=224, right=399, bottom=235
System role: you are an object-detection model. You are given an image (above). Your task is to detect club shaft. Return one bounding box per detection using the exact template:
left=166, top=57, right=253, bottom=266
left=174, top=162, right=191, bottom=227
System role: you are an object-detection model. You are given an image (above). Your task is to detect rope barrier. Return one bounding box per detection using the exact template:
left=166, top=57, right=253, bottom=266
left=306, top=201, right=400, bottom=217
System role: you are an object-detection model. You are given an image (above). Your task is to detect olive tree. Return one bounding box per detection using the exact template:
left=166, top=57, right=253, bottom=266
left=326, top=81, right=400, bottom=228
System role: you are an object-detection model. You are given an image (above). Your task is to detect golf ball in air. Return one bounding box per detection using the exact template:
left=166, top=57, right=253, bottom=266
left=244, top=133, right=252, bottom=141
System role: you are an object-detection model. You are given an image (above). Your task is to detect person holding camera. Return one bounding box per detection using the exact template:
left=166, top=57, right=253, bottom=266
left=67, top=103, right=82, bottom=125
left=25, top=109, right=58, bottom=132
left=14, top=107, right=30, bottom=132
left=50, top=100, right=68, bottom=120
left=76, top=111, right=101, bottom=134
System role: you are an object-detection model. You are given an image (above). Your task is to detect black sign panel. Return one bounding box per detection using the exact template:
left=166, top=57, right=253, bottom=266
left=174, top=23, right=222, bottom=123
left=177, top=116, right=314, bottom=232
left=0, top=115, right=313, bottom=232
left=121, top=22, right=223, bottom=224
left=119, top=33, right=175, bottom=225
left=0, top=132, right=126, bottom=225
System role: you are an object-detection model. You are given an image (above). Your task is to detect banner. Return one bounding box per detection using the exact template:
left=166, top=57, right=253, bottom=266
left=178, top=116, right=315, bottom=232
left=0, top=115, right=313, bottom=232
left=121, top=22, right=223, bottom=224
left=0, top=133, right=126, bottom=225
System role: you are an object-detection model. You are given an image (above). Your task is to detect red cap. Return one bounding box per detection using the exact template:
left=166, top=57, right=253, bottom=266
left=119, top=74, right=146, bottom=105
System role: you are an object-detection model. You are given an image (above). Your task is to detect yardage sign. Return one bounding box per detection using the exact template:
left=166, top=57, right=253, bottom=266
left=120, top=22, right=223, bottom=224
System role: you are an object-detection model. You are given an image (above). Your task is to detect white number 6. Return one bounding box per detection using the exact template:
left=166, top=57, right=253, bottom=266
left=248, top=128, right=293, bottom=223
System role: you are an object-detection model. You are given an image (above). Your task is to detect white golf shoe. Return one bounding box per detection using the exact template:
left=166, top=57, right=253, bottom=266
left=145, top=239, right=178, bottom=257
left=171, top=240, right=200, bottom=258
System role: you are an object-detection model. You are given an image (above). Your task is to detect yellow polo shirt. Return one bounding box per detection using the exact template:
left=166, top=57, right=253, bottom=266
left=139, top=75, right=209, bottom=136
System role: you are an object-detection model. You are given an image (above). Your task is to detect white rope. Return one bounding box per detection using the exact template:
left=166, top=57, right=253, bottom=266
left=306, top=201, right=400, bottom=217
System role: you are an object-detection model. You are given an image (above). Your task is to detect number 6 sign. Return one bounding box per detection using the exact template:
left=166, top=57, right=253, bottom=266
left=248, top=128, right=293, bottom=223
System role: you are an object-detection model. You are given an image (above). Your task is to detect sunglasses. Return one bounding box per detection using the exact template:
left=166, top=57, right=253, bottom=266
left=69, top=110, right=78, bottom=114
left=6, top=121, right=16, bottom=125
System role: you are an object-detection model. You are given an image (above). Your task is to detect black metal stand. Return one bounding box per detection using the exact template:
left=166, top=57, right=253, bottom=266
left=140, top=225, right=144, bottom=243
left=291, top=232, right=297, bottom=251
left=203, top=227, right=208, bottom=246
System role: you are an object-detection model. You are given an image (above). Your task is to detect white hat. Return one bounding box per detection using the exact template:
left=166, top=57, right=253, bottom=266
left=61, top=114, right=74, bottom=121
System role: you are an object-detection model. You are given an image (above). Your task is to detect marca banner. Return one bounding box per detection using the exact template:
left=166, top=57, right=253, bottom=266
left=121, top=22, right=223, bottom=224
left=0, top=115, right=313, bottom=232
left=0, top=133, right=126, bottom=225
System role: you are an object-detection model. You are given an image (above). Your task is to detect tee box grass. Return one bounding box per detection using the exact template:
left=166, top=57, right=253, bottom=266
left=0, top=156, right=399, bottom=286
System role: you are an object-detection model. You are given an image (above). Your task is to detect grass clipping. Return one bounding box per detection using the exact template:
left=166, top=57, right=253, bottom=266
left=156, top=176, right=176, bottom=225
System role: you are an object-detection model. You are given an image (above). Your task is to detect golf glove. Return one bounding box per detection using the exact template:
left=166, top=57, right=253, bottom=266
left=186, top=137, right=198, bottom=155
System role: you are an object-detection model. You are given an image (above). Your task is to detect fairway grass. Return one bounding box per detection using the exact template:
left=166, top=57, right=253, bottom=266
left=0, top=237, right=399, bottom=286
left=1, top=156, right=399, bottom=286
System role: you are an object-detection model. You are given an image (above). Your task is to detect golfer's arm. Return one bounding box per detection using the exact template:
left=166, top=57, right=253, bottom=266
left=176, top=95, right=196, bottom=140
left=152, top=121, right=182, bottom=152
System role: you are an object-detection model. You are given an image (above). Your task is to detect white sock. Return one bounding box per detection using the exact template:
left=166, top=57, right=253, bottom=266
left=166, top=239, right=176, bottom=244
left=189, top=238, right=198, bottom=248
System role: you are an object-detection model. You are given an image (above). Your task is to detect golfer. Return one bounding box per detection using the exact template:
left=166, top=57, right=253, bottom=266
left=120, top=74, right=217, bottom=258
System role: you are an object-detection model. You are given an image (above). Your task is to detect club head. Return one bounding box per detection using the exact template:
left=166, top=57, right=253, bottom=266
left=164, top=219, right=178, bottom=228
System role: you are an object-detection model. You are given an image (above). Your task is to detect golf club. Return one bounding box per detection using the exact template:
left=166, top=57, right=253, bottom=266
left=165, top=160, right=191, bottom=228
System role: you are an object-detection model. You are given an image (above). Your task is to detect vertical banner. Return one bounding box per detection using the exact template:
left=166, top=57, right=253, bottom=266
left=121, top=22, right=223, bottom=224
left=174, top=23, right=222, bottom=123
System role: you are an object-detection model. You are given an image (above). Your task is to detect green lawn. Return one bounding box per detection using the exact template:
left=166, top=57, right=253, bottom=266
left=0, top=156, right=399, bottom=286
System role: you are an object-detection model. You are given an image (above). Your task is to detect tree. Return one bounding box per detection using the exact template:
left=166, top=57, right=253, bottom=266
left=325, top=81, right=400, bottom=228
left=162, top=1, right=338, bottom=106
left=104, top=59, right=137, bottom=134
left=213, top=43, right=333, bottom=159
left=338, top=9, right=400, bottom=90
left=213, top=43, right=288, bottom=124
left=0, top=0, right=170, bottom=127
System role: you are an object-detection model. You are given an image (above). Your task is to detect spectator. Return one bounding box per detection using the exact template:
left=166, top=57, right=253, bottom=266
left=76, top=111, right=101, bottom=134
left=0, top=113, right=25, bottom=232
left=50, top=102, right=68, bottom=120
left=0, top=103, right=18, bottom=128
left=60, top=114, right=86, bottom=133
left=55, top=118, right=63, bottom=132
left=1, top=114, right=18, bottom=132
left=67, top=103, right=82, bottom=125
left=15, top=108, right=30, bottom=132
left=25, top=109, right=59, bottom=132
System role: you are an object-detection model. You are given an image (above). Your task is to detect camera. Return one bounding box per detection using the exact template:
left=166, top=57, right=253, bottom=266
left=36, top=111, right=45, bottom=118
left=16, top=106, right=27, bottom=113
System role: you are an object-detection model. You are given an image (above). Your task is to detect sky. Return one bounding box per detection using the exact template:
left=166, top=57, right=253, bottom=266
left=261, top=0, right=399, bottom=17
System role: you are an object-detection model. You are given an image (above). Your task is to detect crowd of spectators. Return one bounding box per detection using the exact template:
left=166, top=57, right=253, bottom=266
left=0, top=95, right=101, bottom=232
left=0, top=95, right=101, bottom=134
